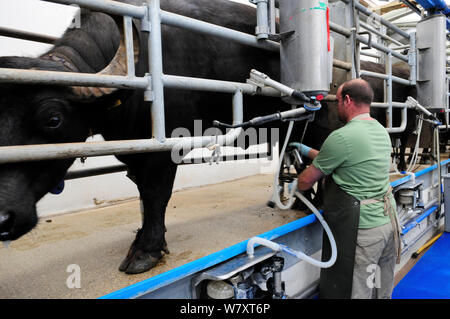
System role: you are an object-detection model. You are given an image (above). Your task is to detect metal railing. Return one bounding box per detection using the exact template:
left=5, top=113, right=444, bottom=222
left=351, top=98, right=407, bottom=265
left=0, top=0, right=447, bottom=168
left=329, top=0, right=417, bottom=133
left=0, top=0, right=282, bottom=165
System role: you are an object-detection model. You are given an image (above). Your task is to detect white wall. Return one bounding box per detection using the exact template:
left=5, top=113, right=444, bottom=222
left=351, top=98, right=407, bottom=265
left=0, top=0, right=78, bottom=57
left=0, top=0, right=280, bottom=217
left=37, top=136, right=278, bottom=217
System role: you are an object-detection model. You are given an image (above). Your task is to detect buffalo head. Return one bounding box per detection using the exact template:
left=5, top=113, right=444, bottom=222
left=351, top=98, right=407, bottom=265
left=0, top=12, right=130, bottom=241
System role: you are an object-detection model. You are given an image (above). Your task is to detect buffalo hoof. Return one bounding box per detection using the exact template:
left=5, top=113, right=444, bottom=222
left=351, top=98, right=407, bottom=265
left=119, top=249, right=162, bottom=274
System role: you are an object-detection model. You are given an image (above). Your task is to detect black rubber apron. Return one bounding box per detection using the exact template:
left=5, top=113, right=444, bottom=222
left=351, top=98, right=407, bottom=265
left=319, top=176, right=361, bottom=299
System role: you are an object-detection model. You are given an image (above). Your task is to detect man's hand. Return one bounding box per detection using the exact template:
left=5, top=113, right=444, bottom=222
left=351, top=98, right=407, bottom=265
left=289, top=142, right=319, bottom=160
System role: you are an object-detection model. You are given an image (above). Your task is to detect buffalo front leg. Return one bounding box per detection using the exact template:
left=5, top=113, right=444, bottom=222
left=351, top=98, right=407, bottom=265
left=119, top=155, right=178, bottom=274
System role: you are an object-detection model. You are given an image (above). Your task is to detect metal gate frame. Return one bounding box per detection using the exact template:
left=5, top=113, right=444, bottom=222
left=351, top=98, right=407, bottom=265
left=0, top=0, right=282, bottom=164
left=0, top=0, right=447, bottom=165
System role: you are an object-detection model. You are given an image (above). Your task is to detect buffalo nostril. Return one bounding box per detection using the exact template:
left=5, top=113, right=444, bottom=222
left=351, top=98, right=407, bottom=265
left=0, top=211, right=14, bottom=235
left=0, top=211, right=10, bottom=226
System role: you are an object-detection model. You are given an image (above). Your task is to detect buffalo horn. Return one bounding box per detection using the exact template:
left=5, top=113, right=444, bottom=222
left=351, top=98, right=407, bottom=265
left=70, top=31, right=130, bottom=99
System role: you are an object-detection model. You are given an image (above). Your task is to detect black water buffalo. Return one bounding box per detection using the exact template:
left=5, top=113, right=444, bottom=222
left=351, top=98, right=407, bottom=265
left=0, top=0, right=281, bottom=274
left=0, top=0, right=417, bottom=274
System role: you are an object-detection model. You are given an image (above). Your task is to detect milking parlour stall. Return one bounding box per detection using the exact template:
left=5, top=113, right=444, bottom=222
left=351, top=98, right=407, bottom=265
left=0, top=0, right=449, bottom=310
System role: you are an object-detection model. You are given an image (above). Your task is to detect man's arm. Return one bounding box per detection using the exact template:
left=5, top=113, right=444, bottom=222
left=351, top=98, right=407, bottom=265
left=296, top=143, right=319, bottom=160
left=297, top=164, right=325, bottom=191
left=306, top=148, right=319, bottom=160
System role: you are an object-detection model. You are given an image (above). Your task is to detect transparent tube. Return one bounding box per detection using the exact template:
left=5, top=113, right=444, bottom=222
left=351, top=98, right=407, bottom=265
left=251, top=180, right=337, bottom=268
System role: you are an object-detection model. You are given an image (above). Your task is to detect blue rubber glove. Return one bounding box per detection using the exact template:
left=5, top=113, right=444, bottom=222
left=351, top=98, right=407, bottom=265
left=289, top=142, right=311, bottom=157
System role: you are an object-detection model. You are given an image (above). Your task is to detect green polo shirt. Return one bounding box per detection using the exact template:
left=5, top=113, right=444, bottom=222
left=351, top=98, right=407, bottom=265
left=312, top=118, right=396, bottom=229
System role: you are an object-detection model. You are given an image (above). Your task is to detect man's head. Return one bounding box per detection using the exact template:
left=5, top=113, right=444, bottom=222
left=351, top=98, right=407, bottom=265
left=336, top=79, right=374, bottom=122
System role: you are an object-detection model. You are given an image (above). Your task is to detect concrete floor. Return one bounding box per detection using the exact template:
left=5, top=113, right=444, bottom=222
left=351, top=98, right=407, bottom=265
left=0, top=174, right=305, bottom=299
left=0, top=159, right=445, bottom=299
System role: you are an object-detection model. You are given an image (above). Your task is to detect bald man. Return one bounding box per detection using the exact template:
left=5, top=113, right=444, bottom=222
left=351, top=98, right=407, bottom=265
left=297, top=79, right=401, bottom=299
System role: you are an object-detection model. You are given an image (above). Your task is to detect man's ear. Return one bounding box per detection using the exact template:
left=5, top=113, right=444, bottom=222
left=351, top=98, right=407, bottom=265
left=344, top=94, right=351, bottom=105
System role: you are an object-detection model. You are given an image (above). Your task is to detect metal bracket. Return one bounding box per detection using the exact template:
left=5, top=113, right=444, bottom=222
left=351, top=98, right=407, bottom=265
left=267, top=30, right=295, bottom=42
left=358, top=31, right=372, bottom=50
left=281, top=112, right=315, bottom=123
left=408, top=31, right=417, bottom=86
left=140, top=5, right=151, bottom=32
left=144, top=73, right=154, bottom=101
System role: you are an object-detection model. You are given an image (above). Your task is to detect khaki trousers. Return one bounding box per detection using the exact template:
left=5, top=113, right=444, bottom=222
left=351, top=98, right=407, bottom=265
left=351, top=222, right=396, bottom=299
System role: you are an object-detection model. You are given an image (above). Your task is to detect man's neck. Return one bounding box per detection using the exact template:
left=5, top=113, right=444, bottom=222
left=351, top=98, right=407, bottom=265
left=347, top=107, right=371, bottom=122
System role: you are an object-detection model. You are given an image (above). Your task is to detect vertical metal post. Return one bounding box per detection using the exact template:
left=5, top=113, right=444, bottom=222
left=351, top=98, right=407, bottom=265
left=446, top=75, right=449, bottom=126
left=443, top=173, right=450, bottom=232
left=408, top=31, right=417, bottom=86
left=124, top=16, right=135, bottom=77
left=269, top=0, right=276, bottom=35
left=232, top=90, right=243, bottom=126
left=385, top=52, right=393, bottom=129
left=379, top=25, right=387, bottom=65
left=254, top=0, right=269, bottom=40
left=346, top=0, right=358, bottom=79
left=353, top=0, right=360, bottom=79
left=435, top=126, right=442, bottom=220
left=147, top=0, right=166, bottom=142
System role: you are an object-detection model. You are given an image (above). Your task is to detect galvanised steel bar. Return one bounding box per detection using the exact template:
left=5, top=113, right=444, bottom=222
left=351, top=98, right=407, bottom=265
left=0, top=0, right=281, bottom=165
left=329, top=21, right=352, bottom=37
left=0, top=26, right=58, bottom=44
left=0, top=67, right=149, bottom=89
left=386, top=52, right=393, bottom=129
left=124, top=16, right=135, bottom=77
left=65, top=148, right=273, bottom=181
left=65, top=164, right=127, bottom=180
left=162, top=74, right=281, bottom=96
left=340, top=0, right=411, bottom=40
left=387, top=105, right=407, bottom=133
left=408, top=31, right=417, bottom=86
left=160, top=10, right=280, bottom=52
left=371, top=102, right=411, bottom=108
left=333, top=58, right=352, bottom=71
left=0, top=0, right=418, bottom=164
left=43, top=0, right=281, bottom=53
left=269, top=0, right=276, bottom=35
left=359, top=21, right=403, bottom=46
left=42, top=0, right=147, bottom=19
left=360, top=51, right=381, bottom=59
left=391, top=44, right=410, bottom=50
left=147, top=0, right=166, bottom=142
left=359, top=70, right=413, bottom=86
left=0, top=139, right=189, bottom=164
left=0, top=90, right=244, bottom=164
left=254, top=0, right=270, bottom=40
left=329, top=21, right=408, bottom=62
left=356, top=33, right=409, bottom=62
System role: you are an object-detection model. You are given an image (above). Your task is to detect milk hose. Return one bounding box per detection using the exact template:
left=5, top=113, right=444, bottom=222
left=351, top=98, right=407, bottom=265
left=258, top=120, right=337, bottom=268
left=248, top=186, right=337, bottom=268
left=269, top=120, right=297, bottom=210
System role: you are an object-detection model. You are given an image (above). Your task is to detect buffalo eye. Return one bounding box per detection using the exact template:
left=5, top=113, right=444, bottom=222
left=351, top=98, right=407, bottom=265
left=46, top=115, right=62, bottom=129
left=34, top=98, right=67, bottom=133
